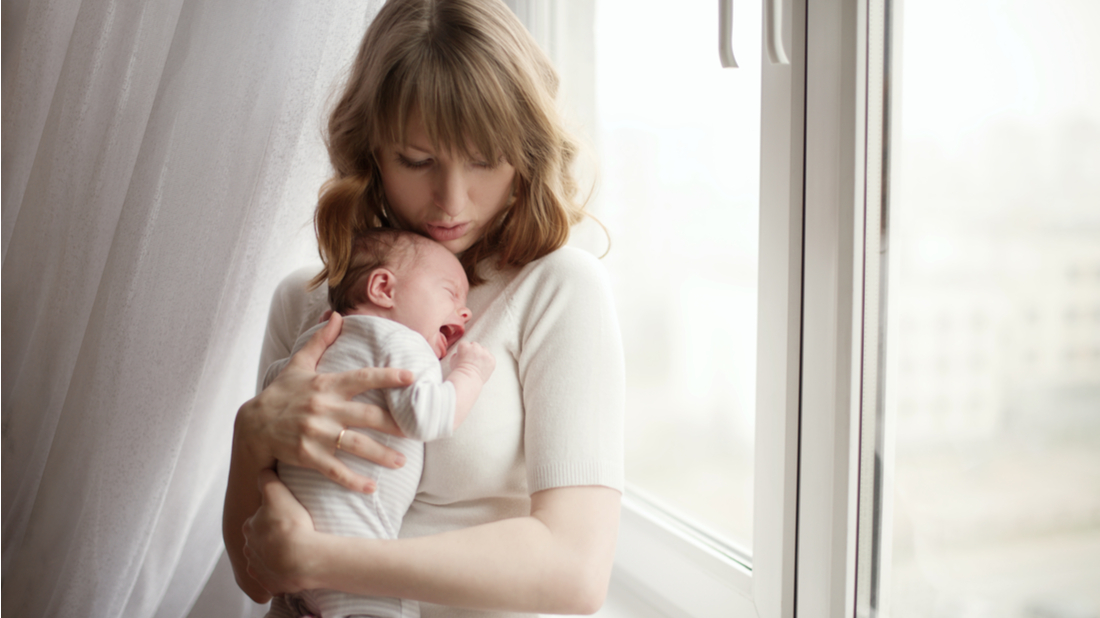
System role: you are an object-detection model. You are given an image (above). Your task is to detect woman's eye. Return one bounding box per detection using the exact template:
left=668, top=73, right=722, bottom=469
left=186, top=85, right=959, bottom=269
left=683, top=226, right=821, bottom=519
left=397, top=155, right=431, bottom=169
left=470, top=155, right=500, bottom=169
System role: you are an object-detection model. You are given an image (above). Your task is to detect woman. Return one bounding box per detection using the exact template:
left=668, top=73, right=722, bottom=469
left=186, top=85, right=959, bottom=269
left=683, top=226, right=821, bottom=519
left=222, top=0, right=625, bottom=616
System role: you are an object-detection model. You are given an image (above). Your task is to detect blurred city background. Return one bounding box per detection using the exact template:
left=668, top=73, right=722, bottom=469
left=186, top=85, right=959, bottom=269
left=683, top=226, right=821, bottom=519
left=883, top=1, right=1100, bottom=616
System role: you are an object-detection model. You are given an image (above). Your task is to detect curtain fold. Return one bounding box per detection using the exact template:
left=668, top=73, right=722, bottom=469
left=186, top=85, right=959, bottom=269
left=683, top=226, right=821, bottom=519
left=1, top=1, right=379, bottom=616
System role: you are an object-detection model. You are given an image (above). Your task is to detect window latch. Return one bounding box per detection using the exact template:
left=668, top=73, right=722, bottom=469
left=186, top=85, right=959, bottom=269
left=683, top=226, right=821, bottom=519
left=767, top=0, right=791, bottom=65
left=719, top=0, right=738, bottom=68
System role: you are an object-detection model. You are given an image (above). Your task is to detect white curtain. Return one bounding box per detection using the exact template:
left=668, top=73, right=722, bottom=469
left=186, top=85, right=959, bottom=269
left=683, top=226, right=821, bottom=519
left=1, top=1, right=378, bottom=616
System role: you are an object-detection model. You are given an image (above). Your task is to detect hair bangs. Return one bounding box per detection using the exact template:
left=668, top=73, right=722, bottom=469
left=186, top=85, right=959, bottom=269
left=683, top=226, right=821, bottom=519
left=371, top=38, right=527, bottom=173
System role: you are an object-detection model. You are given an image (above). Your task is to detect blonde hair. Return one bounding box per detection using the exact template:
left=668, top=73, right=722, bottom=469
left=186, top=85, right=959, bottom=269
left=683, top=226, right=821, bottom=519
left=313, top=0, right=586, bottom=288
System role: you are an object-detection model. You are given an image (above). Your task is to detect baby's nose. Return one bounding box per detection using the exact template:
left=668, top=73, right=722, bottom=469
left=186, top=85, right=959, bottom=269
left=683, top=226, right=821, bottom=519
left=459, top=307, right=472, bottom=322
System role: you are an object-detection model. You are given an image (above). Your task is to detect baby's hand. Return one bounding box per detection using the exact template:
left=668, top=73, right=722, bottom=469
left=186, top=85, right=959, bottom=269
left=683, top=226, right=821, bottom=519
left=451, top=341, right=496, bottom=382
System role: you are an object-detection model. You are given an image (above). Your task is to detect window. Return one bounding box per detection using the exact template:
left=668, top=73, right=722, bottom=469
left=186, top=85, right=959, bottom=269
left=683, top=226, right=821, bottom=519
left=872, top=1, right=1100, bottom=615
left=587, top=0, right=762, bottom=553
left=516, top=0, right=887, bottom=615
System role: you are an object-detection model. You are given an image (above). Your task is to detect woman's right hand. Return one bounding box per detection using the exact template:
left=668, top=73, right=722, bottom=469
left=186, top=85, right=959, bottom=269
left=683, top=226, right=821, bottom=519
left=236, top=312, right=413, bottom=492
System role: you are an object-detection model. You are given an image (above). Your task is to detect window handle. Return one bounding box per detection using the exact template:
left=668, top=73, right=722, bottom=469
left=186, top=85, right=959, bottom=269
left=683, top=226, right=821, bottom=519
left=719, top=0, right=738, bottom=68
left=767, top=0, right=791, bottom=64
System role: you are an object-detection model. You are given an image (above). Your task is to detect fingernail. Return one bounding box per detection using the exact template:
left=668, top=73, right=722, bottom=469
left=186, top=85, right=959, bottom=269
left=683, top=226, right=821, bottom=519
left=393, top=453, right=406, bottom=468
left=363, top=480, right=376, bottom=493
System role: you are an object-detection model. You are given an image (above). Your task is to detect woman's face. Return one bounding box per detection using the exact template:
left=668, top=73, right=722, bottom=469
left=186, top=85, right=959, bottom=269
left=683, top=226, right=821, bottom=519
left=378, top=114, right=516, bottom=255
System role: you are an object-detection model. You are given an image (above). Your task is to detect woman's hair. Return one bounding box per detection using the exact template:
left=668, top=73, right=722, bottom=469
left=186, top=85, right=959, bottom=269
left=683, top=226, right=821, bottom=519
left=327, top=229, right=427, bottom=315
left=313, top=0, right=586, bottom=288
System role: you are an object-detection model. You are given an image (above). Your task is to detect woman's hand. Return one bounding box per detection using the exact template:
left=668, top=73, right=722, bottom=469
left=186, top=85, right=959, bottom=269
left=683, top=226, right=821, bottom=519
left=238, top=312, right=413, bottom=492
left=224, top=312, right=413, bottom=602
left=242, top=470, right=320, bottom=596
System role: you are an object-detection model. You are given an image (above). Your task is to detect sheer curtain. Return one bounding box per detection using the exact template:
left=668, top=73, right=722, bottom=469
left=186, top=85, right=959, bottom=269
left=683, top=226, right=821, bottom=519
left=1, top=1, right=378, bottom=616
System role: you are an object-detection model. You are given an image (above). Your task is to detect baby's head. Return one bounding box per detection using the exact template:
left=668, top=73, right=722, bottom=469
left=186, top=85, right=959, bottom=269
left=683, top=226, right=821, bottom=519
left=329, top=229, right=471, bottom=359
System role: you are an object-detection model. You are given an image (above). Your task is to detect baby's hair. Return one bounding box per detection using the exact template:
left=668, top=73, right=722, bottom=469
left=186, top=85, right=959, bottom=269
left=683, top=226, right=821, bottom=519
left=327, top=229, right=428, bottom=315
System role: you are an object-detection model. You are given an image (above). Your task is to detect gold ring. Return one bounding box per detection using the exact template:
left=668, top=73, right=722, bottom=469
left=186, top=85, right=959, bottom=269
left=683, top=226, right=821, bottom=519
left=335, top=428, right=348, bottom=452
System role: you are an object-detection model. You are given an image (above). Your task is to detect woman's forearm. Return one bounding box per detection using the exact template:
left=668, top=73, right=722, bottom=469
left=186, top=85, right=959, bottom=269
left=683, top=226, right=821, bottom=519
left=223, top=404, right=275, bottom=603
left=308, top=486, right=620, bottom=615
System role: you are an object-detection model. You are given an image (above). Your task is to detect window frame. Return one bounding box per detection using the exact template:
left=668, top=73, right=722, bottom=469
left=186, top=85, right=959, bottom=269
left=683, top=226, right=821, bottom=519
left=513, top=0, right=888, bottom=615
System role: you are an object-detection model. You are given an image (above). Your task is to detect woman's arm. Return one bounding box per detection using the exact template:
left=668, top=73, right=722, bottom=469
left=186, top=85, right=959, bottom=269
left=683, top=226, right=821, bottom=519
left=243, top=470, right=620, bottom=615
left=240, top=250, right=626, bottom=611
left=223, top=313, right=414, bottom=602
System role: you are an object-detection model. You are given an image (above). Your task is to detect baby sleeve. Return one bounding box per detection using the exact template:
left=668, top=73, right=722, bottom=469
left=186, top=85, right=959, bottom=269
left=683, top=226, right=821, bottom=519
left=516, top=248, right=626, bottom=494
left=376, top=327, right=457, bottom=443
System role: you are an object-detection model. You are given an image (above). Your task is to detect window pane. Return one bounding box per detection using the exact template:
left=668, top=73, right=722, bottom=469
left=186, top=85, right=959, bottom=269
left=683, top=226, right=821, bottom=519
left=881, top=1, right=1100, bottom=615
left=589, top=0, right=762, bottom=550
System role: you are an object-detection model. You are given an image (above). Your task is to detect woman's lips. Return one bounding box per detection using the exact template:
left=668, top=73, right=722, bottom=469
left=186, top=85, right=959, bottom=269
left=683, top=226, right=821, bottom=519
left=425, top=222, right=470, bottom=242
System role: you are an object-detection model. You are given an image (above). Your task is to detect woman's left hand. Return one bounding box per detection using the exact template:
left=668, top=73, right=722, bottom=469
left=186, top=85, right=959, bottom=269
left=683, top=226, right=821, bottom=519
left=242, top=469, right=320, bottom=596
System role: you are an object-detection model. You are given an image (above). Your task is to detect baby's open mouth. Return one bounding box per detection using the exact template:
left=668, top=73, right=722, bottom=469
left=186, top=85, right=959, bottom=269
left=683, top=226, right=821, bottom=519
left=440, top=324, right=465, bottom=349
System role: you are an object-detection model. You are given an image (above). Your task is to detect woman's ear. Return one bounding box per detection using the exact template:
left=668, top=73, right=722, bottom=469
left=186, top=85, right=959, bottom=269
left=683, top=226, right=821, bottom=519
left=366, top=268, right=397, bottom=308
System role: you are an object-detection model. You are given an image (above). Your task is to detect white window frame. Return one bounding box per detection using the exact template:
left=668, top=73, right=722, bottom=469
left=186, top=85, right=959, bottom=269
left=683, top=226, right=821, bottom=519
left=514, top=0, right=887, bottom=615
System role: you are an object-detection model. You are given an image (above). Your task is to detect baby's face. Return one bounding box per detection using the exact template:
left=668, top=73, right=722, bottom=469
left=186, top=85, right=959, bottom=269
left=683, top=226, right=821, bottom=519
left=390, top=242, right=471, bottom=359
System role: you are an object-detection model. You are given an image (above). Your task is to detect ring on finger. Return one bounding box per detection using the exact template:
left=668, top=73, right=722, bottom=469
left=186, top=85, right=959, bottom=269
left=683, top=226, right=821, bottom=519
left=335, top=428, right=348, bottom=452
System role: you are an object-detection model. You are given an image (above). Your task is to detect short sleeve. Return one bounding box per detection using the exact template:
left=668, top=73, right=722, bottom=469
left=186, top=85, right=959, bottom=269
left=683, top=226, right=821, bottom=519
left=516, top=248, right=625, bottom=493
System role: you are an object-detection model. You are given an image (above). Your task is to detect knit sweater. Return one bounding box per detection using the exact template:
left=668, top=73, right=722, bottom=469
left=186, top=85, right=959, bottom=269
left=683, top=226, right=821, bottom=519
left=259, top=246, right=625, bottom=617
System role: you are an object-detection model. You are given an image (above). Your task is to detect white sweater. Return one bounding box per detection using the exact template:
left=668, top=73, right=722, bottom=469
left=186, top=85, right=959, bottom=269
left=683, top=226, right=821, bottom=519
left=259, top=246, right=625, bottom=618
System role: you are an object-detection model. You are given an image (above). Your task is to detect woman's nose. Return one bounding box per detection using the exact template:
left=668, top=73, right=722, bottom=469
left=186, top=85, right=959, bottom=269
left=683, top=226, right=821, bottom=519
left=434, top=168, right=467, bottom=217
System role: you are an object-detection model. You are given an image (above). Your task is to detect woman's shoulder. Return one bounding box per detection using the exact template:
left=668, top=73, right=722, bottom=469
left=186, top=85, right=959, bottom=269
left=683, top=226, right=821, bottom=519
left=498, top=246, right=615, bottom=318
left=261, top=264, right=329, bottom=370
left=271, top=264, right=327, bottom=314
left=516, top=245, right=609, bottom=288
left=271, top=264, right=325, bottom=305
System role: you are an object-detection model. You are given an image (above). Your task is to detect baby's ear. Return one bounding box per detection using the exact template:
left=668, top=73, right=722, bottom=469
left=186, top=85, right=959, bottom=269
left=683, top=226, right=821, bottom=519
left=366, top=268, right=397, bottom=308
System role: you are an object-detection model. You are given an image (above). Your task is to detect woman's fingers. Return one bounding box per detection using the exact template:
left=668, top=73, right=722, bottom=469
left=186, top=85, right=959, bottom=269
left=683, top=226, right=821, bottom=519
left=287, top=312, right=344, bottom=371
left=244, top=470, right=315, bottom=595
left=257, top=468, right=292, bottom=501
left=333, top=399, right=405, bottom=438
left=282, top=429, right=381, bottom=492
left=255, top=468, right=319, bottom=518
left=330, top=424, right=406, bottom=471
left=242, top=312, right=409, bottom=488
left=328, top=365, right=413, bottom=399
left=313, top=449, right=379, bottom=493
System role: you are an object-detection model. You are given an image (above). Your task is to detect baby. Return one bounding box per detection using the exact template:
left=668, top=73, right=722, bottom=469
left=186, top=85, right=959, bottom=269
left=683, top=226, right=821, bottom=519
left=266, top=229, right=495, bottom=618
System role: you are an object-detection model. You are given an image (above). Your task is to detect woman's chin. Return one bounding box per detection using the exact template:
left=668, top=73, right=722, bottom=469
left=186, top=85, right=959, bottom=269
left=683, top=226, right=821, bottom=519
left=436, top=236, right=476, bottom=255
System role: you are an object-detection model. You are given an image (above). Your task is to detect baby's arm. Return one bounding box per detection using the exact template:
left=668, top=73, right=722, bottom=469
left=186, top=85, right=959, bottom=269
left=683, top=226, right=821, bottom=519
left=381, top=330, right=493, bottom=441
left=444, top=341, right=496, bottom=430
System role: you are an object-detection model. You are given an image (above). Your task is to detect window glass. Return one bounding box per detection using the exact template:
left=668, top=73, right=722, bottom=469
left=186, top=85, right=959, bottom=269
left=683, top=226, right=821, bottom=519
left=585, top=0, right=762, bottom=550
left=881, top=1, right=1100, bottom=614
